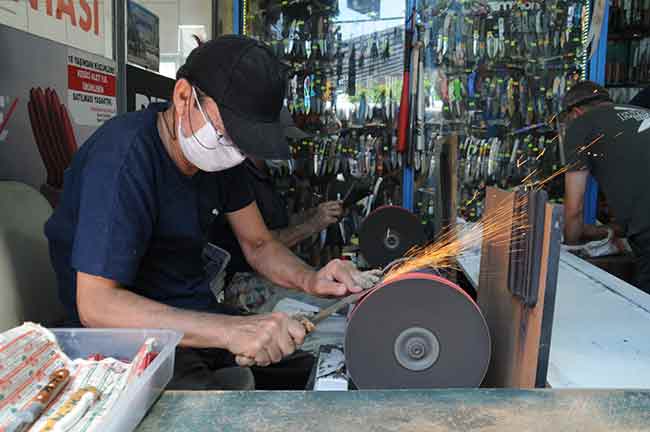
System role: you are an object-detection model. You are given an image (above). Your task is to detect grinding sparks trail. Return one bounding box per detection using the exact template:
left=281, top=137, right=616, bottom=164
left=385, top=195, right=530, bottom=279
left=532, top=163, right=579, bottom=190
left=516, top=155, right=528, bottom=168
left=385, top=128, right=617, bottom=278
left=577, top=133, right=604, bottom=154
left=520, top=168, right=540, bottom=185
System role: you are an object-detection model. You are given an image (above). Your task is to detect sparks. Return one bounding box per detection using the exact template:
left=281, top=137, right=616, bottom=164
left=533, top=164, right=575, bottom=190
left=385, top=195, right=530, bottom=280
left=516, top=156, right=528, bottom=168
left=577, top=133, right=604, bottom=154
left=520, top=168, right=540, bottom=185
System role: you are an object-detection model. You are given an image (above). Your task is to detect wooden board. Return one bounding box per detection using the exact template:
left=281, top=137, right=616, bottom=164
left=477, top=188, right=560, bottom=388
left=476, top=188, right=515, bottom=386
left=136, top=390, right=650, bottom=432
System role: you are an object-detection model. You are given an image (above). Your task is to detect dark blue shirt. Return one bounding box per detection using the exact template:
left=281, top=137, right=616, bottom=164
left=45, top=104, right=253, bottom=322
left=208, top=159, right=289, bottom=275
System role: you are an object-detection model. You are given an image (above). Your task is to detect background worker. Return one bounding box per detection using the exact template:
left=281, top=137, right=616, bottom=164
left=561, top=81, right=650, bottom=293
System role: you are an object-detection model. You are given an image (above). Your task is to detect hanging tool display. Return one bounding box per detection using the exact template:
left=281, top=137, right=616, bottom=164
left=456, top=128, right=564, bottom=221
left=414, top=0, right=587, bottom=222
left=609, top=0, right=650, bottom=33
left=398, top=8, right=416, bottom=155
left=244, top=0, right=410, bottom=264
left=606, top=36, right=650, bottom=86
left=606, top=0, right=650, bottom=86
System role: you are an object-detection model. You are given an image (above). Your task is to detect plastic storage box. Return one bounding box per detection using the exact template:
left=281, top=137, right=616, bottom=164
left=51, top=328, right=183, bottom=432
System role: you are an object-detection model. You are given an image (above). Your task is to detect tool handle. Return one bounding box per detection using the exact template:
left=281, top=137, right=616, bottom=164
left=4, top=369, right=70, bottom=432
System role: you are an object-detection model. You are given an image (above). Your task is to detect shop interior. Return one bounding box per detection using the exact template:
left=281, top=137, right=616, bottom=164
left=0, top=0, right=649, bottom=430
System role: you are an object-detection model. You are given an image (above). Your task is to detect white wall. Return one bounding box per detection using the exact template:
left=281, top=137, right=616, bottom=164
left=0, top=0, right=113, bottom=59
left=132, top=0, right=212, bottom=77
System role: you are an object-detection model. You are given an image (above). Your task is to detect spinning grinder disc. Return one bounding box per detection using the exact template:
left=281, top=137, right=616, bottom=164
left=345, top=272, right=491, bottom=389
left=359, top=206, right=426, bottom=268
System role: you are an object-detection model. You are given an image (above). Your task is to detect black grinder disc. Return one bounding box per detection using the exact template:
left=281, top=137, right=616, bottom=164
left=359, top=206, right=426, bottom=268
left=345, top=272, right=491, bottom=389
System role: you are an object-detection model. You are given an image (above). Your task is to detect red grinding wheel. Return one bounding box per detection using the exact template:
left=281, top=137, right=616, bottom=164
left=345, top=272, right=491, bottom=389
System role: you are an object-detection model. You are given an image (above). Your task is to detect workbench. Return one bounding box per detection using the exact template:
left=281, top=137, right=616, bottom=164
left=136, top=389, right=650, bottom=431
left=457, top=240, right=650, bottom=388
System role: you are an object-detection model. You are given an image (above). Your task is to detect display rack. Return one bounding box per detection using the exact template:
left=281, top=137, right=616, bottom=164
left=604, top=1, right=650, bottom=105
left=240, top=0, right=592, bottom=244
left=412, top=0, right=589, bottom=222
left=243, top=0, right=409, bottom=259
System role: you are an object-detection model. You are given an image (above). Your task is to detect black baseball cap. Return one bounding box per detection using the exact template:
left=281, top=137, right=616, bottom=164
left=177, top=35, right=289, bottom=159
left=280, top=107, right=311, bottom=141
left=561, top=81, right=611, bottom=114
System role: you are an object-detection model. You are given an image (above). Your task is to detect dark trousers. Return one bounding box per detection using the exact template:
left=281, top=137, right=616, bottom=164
left=629, top=231, right=650, bottom=294
left=168, top=347, right=315, bottom=391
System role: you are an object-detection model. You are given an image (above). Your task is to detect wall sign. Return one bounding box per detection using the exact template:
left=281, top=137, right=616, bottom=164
left=0, top=0, right=112, bottom=58
left=67, top=49, right=116, bottom=126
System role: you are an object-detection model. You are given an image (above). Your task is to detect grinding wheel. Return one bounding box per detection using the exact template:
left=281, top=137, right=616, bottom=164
left=359, top=206, right=426, bottom=268
left=345, top=272, right=491, bottom=389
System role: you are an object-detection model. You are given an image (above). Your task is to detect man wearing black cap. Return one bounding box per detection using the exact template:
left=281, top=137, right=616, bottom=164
left=561, top=80, right=650, bottom=293
left=45, top=35, right=375, bottom=389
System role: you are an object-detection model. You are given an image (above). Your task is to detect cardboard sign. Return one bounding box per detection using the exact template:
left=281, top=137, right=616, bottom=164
left=67, top=49, right=116, bottom=126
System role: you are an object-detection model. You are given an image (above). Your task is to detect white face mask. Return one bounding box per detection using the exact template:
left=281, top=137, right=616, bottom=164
left=177, top=87, right=245, bottom=172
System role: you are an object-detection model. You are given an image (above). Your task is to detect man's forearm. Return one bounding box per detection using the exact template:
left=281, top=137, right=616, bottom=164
left=78, top=283, right=236, bottom=348
left=272, top=221, right=317, bottom=248
left=582, top=224, right=611, bottom=241
left=564, top=218, right=584, bottom=245
left=289, top=208, right=317, bottom=226
left=565, top=220, right=613, bottom=244
left=245, top=238, right=315, bottom=293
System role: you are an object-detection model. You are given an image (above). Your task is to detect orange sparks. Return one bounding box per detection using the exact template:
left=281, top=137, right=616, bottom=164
left=535, top=148, right=547, bottom=160
left=516, top=156, right=527, bottom=168
left=520, top=168, right=540, bottom=185
left=533, top=164, right=575, bottom=190
left=577, top=133, right=604, bottom=154
left=385, top=195, right=530, bottom=280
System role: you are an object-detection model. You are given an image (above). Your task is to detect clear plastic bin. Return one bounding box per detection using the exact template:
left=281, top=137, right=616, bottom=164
left=51, top=328, right=183, bottom=432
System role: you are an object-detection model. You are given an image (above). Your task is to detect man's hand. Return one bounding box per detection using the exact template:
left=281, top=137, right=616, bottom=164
left=226, top=313, right=306, bottom=367
left=353, top=269, right=383, bottom=290
left=309, top=201, right=343, bottom=232
left=306, top=259, right=379, bottom=297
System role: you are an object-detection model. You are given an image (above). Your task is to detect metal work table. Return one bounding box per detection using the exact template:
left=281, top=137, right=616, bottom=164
left=136, top=389, right=650, bottom=431
left=457, top=242, right=650, bottom=388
